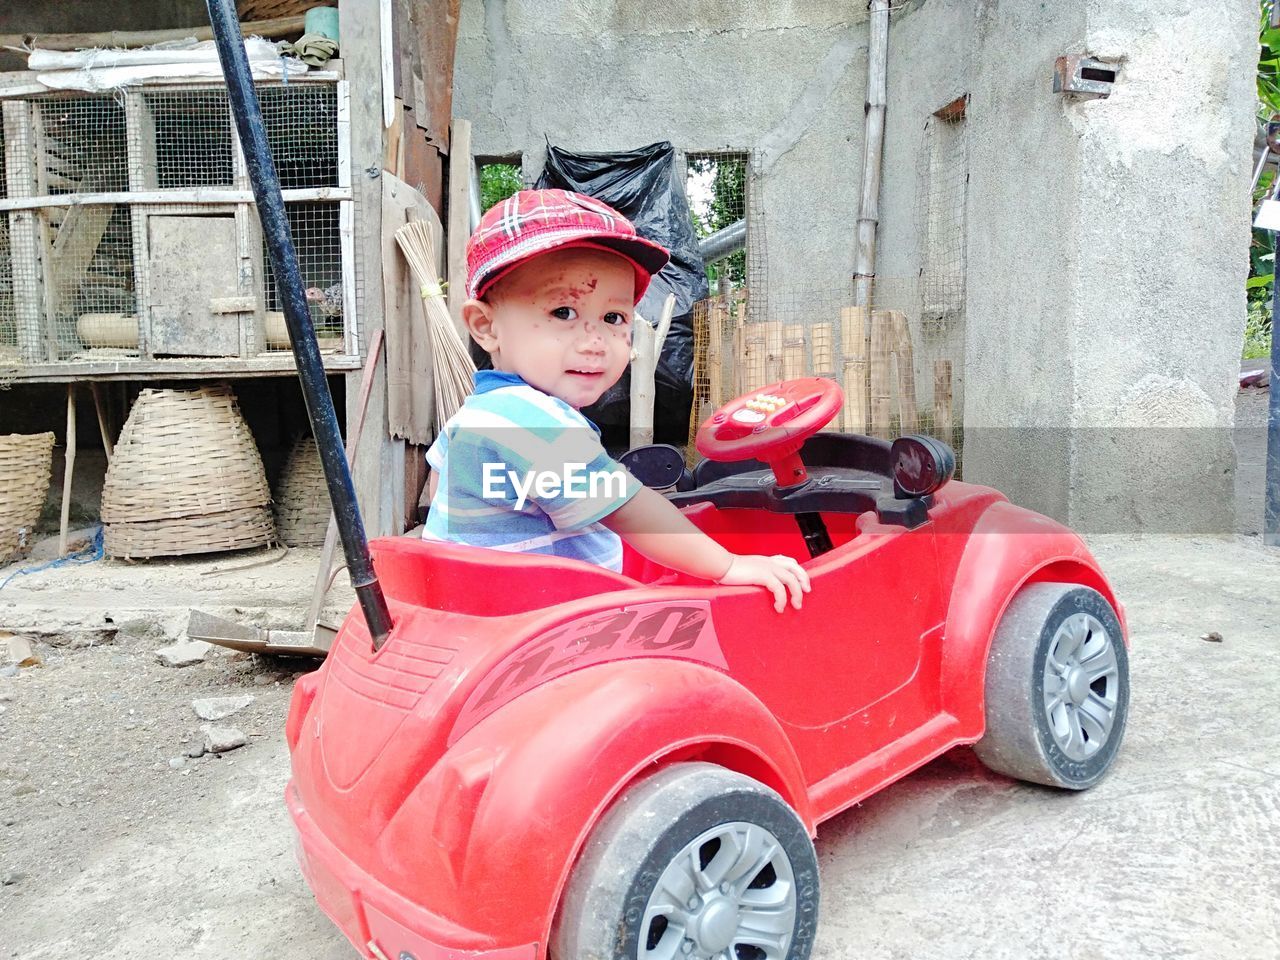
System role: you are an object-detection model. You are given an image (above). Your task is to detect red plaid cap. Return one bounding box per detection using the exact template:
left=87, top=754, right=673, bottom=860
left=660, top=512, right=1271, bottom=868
left=465, top=189, right=671, bottom=303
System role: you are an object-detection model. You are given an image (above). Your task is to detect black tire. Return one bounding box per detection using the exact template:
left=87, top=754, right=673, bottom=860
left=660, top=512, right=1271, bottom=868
left=552, top=762, right=819, bottom=960
left=974, top=582, right=1130, bottom=790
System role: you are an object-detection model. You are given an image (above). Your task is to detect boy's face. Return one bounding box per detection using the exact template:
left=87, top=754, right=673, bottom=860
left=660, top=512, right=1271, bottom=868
left=463, top=247, right=636, bottom=409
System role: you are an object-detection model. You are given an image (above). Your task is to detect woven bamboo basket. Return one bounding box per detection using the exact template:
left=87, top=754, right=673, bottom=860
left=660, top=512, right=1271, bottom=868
left=0, top=432, right=56, bottom=563
left=100, top=386, right=276, bottom=558
left=237, top=0, right=313, bottom=20
left=273, top=436, right=330, bottom=546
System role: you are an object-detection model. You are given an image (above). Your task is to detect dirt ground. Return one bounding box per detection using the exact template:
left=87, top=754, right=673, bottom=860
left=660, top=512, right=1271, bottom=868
left=1, top=392, right=1278, bottom=959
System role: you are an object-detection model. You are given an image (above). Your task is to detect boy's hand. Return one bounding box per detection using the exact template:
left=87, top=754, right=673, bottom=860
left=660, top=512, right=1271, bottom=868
left=717, top=555, right=811, bottom=612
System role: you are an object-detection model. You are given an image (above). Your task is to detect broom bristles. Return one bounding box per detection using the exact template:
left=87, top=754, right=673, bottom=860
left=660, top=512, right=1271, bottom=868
left=395, top=220, right=476, bottom=426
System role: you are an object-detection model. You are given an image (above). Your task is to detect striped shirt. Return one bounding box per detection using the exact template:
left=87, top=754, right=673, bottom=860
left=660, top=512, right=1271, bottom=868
left=423, top=370, right=642, bottom=571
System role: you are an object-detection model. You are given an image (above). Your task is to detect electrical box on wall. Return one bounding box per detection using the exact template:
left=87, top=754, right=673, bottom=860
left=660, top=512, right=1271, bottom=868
left=1053, top=55, right=1119, bottom=99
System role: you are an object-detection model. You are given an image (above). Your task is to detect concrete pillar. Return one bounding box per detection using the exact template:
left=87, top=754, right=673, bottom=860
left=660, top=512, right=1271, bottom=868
left=963, top=0, right=1255, bottom=534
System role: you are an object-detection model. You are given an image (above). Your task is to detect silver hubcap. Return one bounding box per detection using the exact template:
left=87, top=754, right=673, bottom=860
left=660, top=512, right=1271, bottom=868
left=1043, top=611, right=1120, bottom=761
left=639, top=821, right=796, bottom=960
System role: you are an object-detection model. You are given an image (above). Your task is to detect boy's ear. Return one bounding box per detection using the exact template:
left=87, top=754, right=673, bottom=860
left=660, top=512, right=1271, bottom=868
left=462, top=299, right=498, bottom=351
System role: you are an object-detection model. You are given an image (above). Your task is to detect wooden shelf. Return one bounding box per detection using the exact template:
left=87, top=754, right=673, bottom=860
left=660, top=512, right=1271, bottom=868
left=2, top=354, right=363, bottom=383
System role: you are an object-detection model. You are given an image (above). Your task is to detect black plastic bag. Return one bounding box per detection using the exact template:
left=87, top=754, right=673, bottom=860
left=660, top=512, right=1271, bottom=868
left=536, top=141, right=707, bottom=446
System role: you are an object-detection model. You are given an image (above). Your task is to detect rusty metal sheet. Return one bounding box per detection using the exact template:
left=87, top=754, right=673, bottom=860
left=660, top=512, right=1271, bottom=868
left=405, top=0, right=460, bottom=149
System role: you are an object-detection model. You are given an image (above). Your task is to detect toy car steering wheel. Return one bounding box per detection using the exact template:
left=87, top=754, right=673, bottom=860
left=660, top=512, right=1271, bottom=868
left=696, top=377, right=844, bottom=488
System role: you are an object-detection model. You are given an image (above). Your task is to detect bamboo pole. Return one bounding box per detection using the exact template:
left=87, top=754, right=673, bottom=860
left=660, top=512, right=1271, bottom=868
left=852, top=0, right=891, bottom=429
left=58, top=385, right=76, bottom=556
left=0, top=16, right=306, bottom=51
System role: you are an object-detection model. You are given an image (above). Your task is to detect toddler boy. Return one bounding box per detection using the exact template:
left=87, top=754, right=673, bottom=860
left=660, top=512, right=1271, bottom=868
left=424, top=189, right=808, bottom=611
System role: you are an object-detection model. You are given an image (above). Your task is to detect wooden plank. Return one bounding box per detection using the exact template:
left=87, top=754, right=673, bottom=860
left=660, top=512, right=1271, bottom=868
left=48, top=203, right=113, bottom=321
left=782, top=323, right=805, bottom=381
left=0, top=16, right=307, bottom=51
left=125, top=90, right=158, bottom=191
left=0, top=71, right=343, bottom=100
left=4, top=100, right=45, bottom=363
left=1, top=355, right=362, bottom=383
left=340, top=0, right=398, bottom=537
left=446, top=118, right=472, bottom=337
left=234, top=201, right=262, bottom=356
left=32, top=104, right=61, bottom=362
left=810, top=322, right=834, bottom=376
left=842, top=361, right=867, bottom=434
left=340, top=200, right=358, bottom=355
left=383, top=98, right=405, bottom=175
left=89, top=382, right=114, bottom=462
left=380, top=0, right=396, bottom=128
left=840, top=305, right=867, bottom=361
left=336, top=81, right=352, bottom=190
left=0, top=187, right=352, bottom=212
left=146, top=215, right=241, bottom=356
left=868, top=310, right=893, bottom=439
left=209, top=296, right=258, bottom=314
left=762, top=320, right=783, bottom=385
left=890, top=310, right=918, bottom=432
left=58, top=385, right=76, bottom=556
left=933, top=359, right=953, bottom=445
left=707, top=298, right=726, bottom=410
left=125, top=92, right=156, bottom=356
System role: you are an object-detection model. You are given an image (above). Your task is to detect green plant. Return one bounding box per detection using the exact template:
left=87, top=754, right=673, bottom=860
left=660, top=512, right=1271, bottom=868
left=1248, top=3, right=1280, bottom=357
left=1244, top=299, right=1273, bottom=360
left=480, top=163, right=522, bottom=213
left=688, top=156, right=746, bottom=287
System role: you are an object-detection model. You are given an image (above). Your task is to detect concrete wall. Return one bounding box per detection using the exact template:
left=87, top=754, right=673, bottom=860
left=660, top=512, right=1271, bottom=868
left=960, top=0, right=1254, bottom=532
left=455, top=0, right=1257, bottom=533
left=453, top=0, right=872, bottom=316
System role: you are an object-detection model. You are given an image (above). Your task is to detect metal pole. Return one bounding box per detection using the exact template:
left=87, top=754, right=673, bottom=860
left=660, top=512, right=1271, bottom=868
left=205, top=0, right=393, bottom=647
left=698, top=219, right=747, bottom=264
left=1267, top=255, right=1280, bottom=546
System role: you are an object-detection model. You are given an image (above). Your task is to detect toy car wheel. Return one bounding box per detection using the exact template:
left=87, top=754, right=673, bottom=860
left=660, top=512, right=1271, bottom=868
left=974, top=583, right=1129, bottom=790
left=552, top=762, right=818, bottom=960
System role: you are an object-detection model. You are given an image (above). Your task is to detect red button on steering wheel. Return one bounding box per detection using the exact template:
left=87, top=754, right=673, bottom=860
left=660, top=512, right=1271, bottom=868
left=695, top=377, right=844, bottom=488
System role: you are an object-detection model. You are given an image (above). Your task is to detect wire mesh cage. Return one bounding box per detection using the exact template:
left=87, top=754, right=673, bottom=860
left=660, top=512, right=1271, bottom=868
left=686, top=151, right=748, bottom=287
left=260, top=84, right=339, bottom=190
left=0, top=213, right=13, bottom=362
left=688, top=282, right=964, bottom=473
left=0, top=80, right=351, bottom=366
left=36, top=96, right=129, bottom=195
left=143, top=89, right=235, bottom=189
left=262, top=201, right=345, bottom=349
left=53, top=204, right=138, bottom=357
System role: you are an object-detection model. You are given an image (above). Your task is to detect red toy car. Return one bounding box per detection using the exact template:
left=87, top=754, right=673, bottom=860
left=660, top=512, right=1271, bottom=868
left=285, top=378, right=1130, bottom=960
